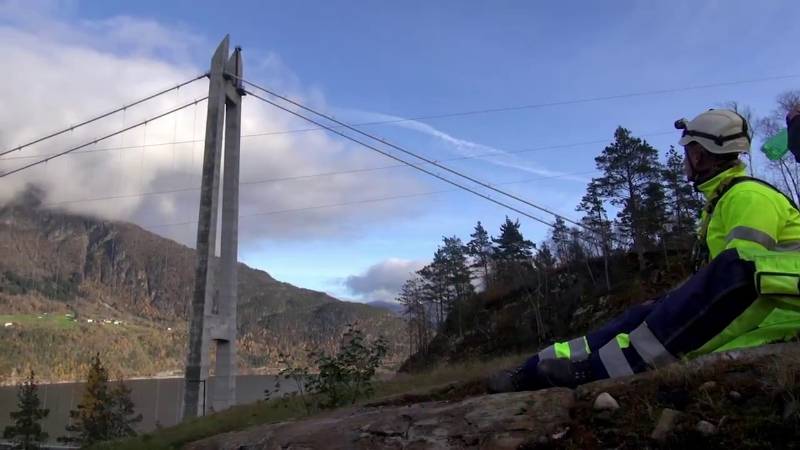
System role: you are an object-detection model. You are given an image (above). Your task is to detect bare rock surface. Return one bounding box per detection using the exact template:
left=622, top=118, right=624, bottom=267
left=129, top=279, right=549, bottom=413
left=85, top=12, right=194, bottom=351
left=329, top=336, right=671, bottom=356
left=186, top=388, right=575, bottom=450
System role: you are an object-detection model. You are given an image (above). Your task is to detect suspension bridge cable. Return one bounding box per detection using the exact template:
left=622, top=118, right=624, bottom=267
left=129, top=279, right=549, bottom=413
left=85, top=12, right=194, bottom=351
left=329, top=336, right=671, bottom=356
left=243, top=79, right=596, bottom=234
left=0, top=97, right=209, bottom=178
left=2, top=70, right=795, bottom=161
left=148, top=171, right=592, bottom=230
left=42, top=169, right=597, bottom=208
left=0, top=73, right=208, bottom=159
left=244, top=89, right=558, bottom=229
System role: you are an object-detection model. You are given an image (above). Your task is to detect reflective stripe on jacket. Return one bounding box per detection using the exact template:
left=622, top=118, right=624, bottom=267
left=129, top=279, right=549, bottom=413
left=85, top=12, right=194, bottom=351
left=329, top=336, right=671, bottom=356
left=697, top=164, right=800, bottom=258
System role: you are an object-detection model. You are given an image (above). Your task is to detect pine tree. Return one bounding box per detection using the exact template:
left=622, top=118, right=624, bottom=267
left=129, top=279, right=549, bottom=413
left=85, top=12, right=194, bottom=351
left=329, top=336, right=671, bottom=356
left=109, top=382, right=142, bottom=438
left=492, top=217, right=535, bottom=284
left=593, top=127, right=665, bottom=270
left=61, top=354, right=112, bottom=445
left=439, top=236, right=474, bottom=337
left=549, top=217, right=571, bottom=265
left=397, top=277, right=429, bottom=355
left=60, top=354, right=141, bottom=445
left=3, top=370, right=49, bottom=450
left=465, top=221, right=493, bottom=288
left=533, top=243, right=556, bottom=273
left=577, top=179, right=612, bottom=289
left=417, top=250, right=449, bottom=328
left=662, top=146, right=702, bottom=248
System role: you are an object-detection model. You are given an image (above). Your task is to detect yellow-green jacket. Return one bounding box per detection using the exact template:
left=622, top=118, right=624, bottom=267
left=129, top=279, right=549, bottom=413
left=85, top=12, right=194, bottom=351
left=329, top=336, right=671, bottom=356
left=692, top=163, right=800, bottom=354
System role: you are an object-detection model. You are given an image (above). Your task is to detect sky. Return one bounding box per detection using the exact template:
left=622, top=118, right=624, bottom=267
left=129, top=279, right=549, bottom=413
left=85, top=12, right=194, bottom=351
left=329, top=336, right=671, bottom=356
left=1, top=0, right=799, bottom=303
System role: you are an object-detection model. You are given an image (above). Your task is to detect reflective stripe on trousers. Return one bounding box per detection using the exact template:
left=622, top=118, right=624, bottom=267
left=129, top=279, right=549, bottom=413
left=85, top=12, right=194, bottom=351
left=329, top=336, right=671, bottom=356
left=538, top=336, right=590, bottom=362
left=598, top=337, right=634, bottom=377
left=597, top=322, right=678, bottom=377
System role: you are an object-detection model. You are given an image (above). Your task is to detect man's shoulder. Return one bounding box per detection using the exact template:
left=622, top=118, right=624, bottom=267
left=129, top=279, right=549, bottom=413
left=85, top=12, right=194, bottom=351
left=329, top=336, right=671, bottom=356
left=724, top=177, right=785, bottom=198
left=719, top=178, right=791, bottom=211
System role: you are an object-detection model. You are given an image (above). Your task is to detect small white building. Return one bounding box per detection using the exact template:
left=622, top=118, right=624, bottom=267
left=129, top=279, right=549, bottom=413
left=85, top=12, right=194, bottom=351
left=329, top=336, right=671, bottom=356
left=3, top=322, right=12, bottom=327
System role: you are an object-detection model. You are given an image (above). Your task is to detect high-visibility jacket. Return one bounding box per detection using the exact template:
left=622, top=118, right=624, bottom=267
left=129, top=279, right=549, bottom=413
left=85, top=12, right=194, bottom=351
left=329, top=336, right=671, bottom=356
left=538, top=163, right=800, bottom=363
left=689, top=164, right=800, bottom=354
left=697, top=164, right=800, bottom=259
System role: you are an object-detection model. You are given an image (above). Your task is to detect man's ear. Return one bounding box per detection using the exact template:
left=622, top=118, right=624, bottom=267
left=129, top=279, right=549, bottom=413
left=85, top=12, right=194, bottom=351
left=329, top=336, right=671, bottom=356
left=788, top=113, right=800, bottom=163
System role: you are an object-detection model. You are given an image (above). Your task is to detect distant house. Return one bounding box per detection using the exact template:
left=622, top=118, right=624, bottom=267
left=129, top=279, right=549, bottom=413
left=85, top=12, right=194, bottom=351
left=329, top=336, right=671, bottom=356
left=3, top=322, right=12, bottom=327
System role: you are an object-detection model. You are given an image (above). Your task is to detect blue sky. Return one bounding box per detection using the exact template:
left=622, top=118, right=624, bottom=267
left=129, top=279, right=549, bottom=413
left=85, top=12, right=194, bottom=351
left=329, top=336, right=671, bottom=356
left=2, top=1, right=800, bottom=302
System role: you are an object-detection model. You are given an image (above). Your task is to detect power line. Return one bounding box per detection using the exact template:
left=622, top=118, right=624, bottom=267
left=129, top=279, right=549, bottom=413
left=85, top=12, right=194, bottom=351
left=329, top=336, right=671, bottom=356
left=0, top=73, right=208, bottom=159
left=0, top=97, right=209, bottom=178
left=0, top=128, right=670, bottom=162
left=43, top=168, right=597, bottom=208
left=243, top=79, right=595, bottom=234
left=244, top=89, right=559, bottom=229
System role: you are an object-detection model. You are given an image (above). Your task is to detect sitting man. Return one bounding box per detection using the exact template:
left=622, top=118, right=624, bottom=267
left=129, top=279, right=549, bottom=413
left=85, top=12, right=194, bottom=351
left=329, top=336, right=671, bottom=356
left=489, top=108, right=800, bottom=392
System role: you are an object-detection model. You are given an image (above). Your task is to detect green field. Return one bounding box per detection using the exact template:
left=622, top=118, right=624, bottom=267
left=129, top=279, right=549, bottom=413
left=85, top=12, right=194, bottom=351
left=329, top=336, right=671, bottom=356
left=0, top=313, right=77, bottom=330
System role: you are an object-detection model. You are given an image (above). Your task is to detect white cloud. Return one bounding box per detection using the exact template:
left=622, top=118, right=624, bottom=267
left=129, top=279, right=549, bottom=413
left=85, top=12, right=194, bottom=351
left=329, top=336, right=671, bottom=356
left=0, top=11, right=428, bottom=246
left=343, top=109, right=589, bottom=183
left=344, top=258, right=427, bottom=302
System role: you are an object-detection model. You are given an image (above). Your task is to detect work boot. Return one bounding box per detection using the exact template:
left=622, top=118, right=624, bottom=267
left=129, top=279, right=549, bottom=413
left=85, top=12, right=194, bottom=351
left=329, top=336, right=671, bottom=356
left=487, top=365, right=554, bottom=393
left=536, top=358, right=597, bottom=388
left=486, top=368, right=522, bottom=393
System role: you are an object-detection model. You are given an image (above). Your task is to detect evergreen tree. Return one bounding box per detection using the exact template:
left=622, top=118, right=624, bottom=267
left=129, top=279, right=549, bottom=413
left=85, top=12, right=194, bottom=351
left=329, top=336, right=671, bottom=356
left=662, top=146, right=703, bottom=247
left=533, top=243, right=556, bottom=273
left=3, top=370, right=49, bottom=450
left=549, top=217, right=571, bottom=265
left=439, top=236, right=474, bottom=337
left=60, top=354, right=140, bottom=445
left=593, top=127, right=665, bottom=270
left=109, top=383, right=142, bottom=438
left=577, top=179, right=612, bottom=254
left=397, top=277, right=429, bottom=355
left=465, top=221, right=493, bottom=288
left=492, top=217, right=534, bottom=262
left=641, top=181, right=668, bottom=246
left=577, top=179, right=612, bottom=289
left=491, top=217, right=535, bottom=283
left=440, top=236, right=474, bottom=303
left=417, top=250, right=449, bottom=327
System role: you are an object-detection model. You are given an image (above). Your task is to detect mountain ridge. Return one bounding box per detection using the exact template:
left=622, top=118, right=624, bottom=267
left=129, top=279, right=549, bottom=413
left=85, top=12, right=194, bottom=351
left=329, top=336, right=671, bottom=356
left=0, top=198, right=406, bottom=383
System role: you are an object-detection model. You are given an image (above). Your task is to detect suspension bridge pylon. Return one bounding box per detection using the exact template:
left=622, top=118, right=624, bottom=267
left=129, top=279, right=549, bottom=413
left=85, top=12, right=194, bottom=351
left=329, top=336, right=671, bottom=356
left=183, top=35, right=244, bottom=419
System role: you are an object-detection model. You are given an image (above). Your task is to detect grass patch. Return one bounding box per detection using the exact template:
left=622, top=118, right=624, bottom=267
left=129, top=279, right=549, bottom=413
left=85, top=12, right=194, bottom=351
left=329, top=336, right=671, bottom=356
left=89, top=396, right=310, bottom=450
left=370, top=352, right=526, bottom=401
left=0, top=313, right=76, bottom=330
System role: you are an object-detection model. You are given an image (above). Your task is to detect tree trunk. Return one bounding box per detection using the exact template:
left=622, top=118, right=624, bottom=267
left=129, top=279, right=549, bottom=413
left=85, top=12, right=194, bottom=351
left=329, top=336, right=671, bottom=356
left=603, top=247, right=611, bottom=292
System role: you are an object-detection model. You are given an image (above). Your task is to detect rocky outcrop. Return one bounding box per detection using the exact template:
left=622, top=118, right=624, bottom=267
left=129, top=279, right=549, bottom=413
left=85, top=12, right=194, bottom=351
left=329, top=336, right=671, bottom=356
left=186, top=343, right=800, bottom=450
left=186, top=388, right=574, bottom=450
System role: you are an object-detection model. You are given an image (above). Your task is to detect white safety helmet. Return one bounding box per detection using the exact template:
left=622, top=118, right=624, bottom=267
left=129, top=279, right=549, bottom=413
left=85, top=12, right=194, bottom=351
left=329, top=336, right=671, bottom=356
left=675, top=109, right=751, bottom=154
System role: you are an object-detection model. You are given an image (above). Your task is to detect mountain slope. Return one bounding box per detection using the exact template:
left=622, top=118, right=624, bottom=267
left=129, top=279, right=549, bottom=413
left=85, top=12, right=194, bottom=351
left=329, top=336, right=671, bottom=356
left=0, top=197, right=405, bottom=383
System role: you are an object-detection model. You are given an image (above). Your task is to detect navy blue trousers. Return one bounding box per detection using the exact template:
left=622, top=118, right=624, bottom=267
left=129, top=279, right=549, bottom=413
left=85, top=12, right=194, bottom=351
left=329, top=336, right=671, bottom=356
left=519, top=249, right=759, bottom=384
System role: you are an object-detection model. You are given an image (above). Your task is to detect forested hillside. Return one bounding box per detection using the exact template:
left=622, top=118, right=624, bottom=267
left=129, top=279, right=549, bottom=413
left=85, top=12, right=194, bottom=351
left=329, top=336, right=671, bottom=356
left=0, top=195, right=406, bottom=383
left=396, top=90, right=800, bottom=370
